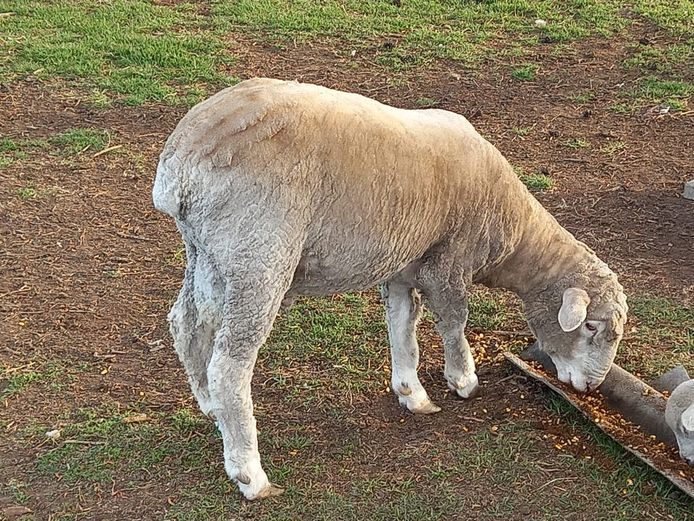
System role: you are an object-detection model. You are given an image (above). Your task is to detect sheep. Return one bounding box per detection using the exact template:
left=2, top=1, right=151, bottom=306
left=665, top=379, right=694, bottom=465
left=153, top=78, right=628, bottom=500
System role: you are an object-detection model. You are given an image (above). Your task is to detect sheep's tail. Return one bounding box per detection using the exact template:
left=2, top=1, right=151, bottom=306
left=152, top=150, right=184, bottom=218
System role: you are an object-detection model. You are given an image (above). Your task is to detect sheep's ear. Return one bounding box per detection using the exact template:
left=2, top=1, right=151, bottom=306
left=682, top=404, right=694, bottom=433
left=558, top=288, right=590, bottom=332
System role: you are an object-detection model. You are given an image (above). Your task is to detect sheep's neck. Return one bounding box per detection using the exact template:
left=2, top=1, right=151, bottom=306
left=478, top=203, right=594, bottom=301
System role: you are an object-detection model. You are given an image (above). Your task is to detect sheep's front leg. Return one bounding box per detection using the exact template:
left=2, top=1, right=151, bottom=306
left=382, top=281, right=440, bottom=414
left=417, top=264, right=479, bottom=399
left=438, top=312, right=479, bottom=399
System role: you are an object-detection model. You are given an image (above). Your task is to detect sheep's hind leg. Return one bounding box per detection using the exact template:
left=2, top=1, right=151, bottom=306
left=382, top=281, right=440, bottom=414
left=206, top=237, right=301, bottom=501
left=168, top=243, right=219, bottom=416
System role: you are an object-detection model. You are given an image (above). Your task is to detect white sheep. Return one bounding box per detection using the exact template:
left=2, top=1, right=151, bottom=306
left=153, top=78, right=628, bottom=500
left=666, top=380, right=694, bottom=465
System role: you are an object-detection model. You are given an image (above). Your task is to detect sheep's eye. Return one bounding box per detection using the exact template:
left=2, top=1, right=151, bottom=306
left=585, top=322, right=597, bottom=332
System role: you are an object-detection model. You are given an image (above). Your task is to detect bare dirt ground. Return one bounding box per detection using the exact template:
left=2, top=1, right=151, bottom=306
left=1, top=20, right=693, bottom=521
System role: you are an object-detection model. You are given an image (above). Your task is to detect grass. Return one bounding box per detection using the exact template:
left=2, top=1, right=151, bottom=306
left=631, top=76, right=693, bottom=107
left=521, top=173, right=554, bottom=191
left=468, top=291, right=508, bottom=330
left=0, top=0, right=237, bottom=105
left=514, top=165, right=554, bottom=191
left=1, top=369, right=42, bottom=399
left=568, top=90, right=596, bottom=103
left=0, top=0, right=633, bottom=94
left=628, top=296, right=693, bottom=354
left=616, top=296, right=693, bottom=378
left=0, top=129, right=114, bottom=168
left=217, top=0, right=628, bottom=64
left=35, top=407, right=219, bottom=485
left=565, top=137, right=591, bottom=149
left=511, top=126, right=532, bottom=137
left=0, top=136, right=47, bottom=168
left=1, top=362, right=76, bottom=400
left=51, top=128, right=111, bottom=155
left=600, top=140, right=627, bottom=156
left=4, top=479, right=30, bottom=505
left=414, top=96, right=438, bottom=108
left=512, top=63, right=538, bottom=81
left=8, top=293, right=691, bottom=519
left=263, top=293, right=389, bottom=398
left=17, top=185, right=38, bottom=200
left=610, top=102, right=633, bottom=114
left=36, top=403, right=688, bottom=521
left=632, top=0, right=694, bottom=36
left=624, top=43, right=693, bottom=73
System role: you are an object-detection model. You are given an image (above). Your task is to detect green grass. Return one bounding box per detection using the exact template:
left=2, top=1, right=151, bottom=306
left=514, top=165, right=554, bottom=191
left=51, top=128, right=111, bottom=155
left=468, top=291, right=508, bottom=330
left=4, top=479, right=30, bottom=505
left=1, top=362, right=75, bottom=399
left=217, top=0, right=628, bottom=65
left=511, top=126, right=532, bottom=137
left=15, top=293, right=692, bottom=520
left=17, top=185, right=38, bottom=200
left=616, top=296, right=693, bottom=378
left=35, top=407, right=219, bottom=485
left=565, top=137, right=591, bottom=149
left=568, top=90, right=596, bottom=103
left=414, top=96, right=438, bottom=108
left=0, top=0, right=690, bottom=100
left=263, top=293, right=388, bottom=400
left=1, top=369, right=43, bottom=399
left=628, top=297, right=693, bottom=354
left=1, top=129, right=115, bottom=166
left=0, top=0, right=237, bottom=105
left=632, top=0, right=694, bottom=36
left=624, top=43, right=693, bottom=73
left=0, top=136, right=48, bottom=167
left=521, top=172, right=554, bottom=191
left=610, top=102, right=633, bottom=114
left=512, top=63, right=538, bottom=81
left=600, top=140, right=627, bottom=156
left=631, top=76, right=693, bottom=107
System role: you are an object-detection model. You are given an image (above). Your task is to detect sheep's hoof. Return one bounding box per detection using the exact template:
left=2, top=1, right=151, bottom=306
left=253, top=483, right=285, bottom=500
left=244, top=482, right=285, bottom=501
left=396, top=388, right=441, bottom=414
left=399, top=396, right=441, bottom=414
left=410, top=400, right=442, bottom=414
left=447, top=373, right=480, bottom=399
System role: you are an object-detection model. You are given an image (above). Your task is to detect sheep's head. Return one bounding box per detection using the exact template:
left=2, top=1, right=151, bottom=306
left=665, top=380, right=694, bottom=465
left=526, top=273, right=628, bottom=393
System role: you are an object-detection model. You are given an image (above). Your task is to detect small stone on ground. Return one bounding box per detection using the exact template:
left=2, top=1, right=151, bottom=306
left=683, top=180, right=694, bottom=200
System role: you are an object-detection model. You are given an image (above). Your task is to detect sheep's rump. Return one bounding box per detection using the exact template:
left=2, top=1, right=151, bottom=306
left=154, top=78, right=530, bottom=294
